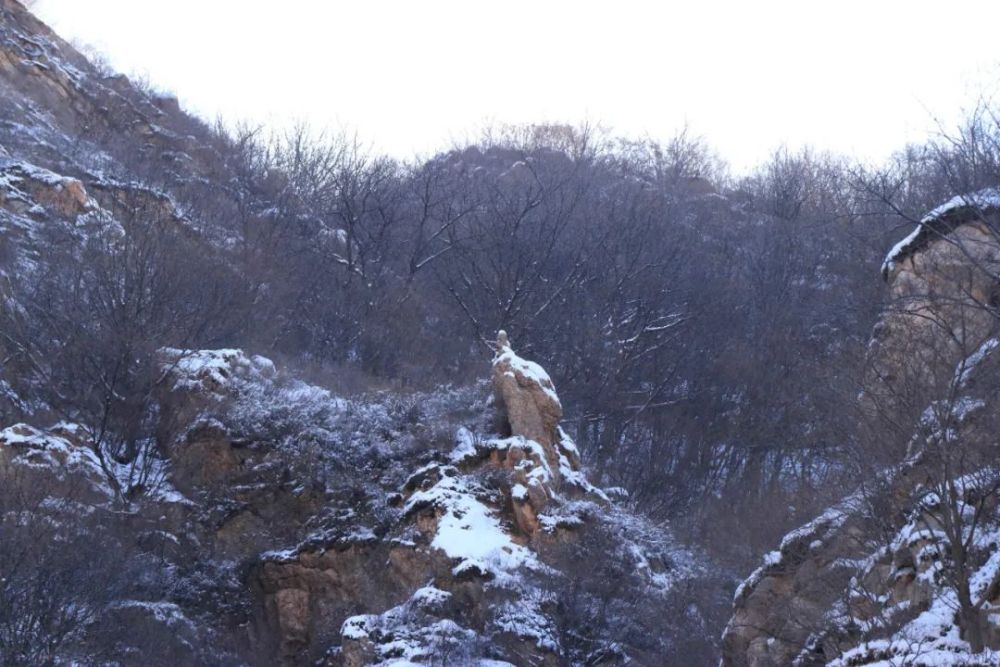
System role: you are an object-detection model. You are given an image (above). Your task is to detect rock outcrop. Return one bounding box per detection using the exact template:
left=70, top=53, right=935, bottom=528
left=722, top=192, right=1000, bottom=667
left=245, top=336, right=700, bottom=665
left=253, top=338, right=593, bottom=664
left=0, top=332, right=706, bottom=666
left=0, top=421, right=110, bottom=502
left=866, top=192, right=1000, bottom=431
left=490, top=331, right=587, bottom=534
left=492, top=329, right=563, bottom=450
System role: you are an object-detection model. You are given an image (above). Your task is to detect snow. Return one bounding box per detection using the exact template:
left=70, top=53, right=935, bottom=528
left=921, top=188, right=1000, bottom=225
left=493, top=341, right=562, bottom=409
left=449, top=426, right=478, bottom=463
left=0, top=158, right=80, bottom=189
left=735, top=492, right=862, bottom=603
left=599, top=503, right=702, bottom=593
left=0, top=422, right=106, bottom=485
left=950, top=396, right=984, bottom=422
left=881, top=223, right=926, bottom=276
left=451, top=434, right=555, bottom=487
left=830, top=637, right=1000, bottom=667
left=340, top=596, right=482, bottom=665
left=145, top=470, right=192, bottom=505
left=970, top=532, right=1000, bottom=597
left=828, top=584, right=1000, bottom=666
left=260, top=525, right=378, bottom=564
left=410, top=585, right=451, bottom=610
left=493, top=597, right=559, bottom=652
left=556, top=427, right=607, bottom=499
left=109, top=600, right=195, bottom=630
left=340, top=614, right=374, bottom=640
left=778, top=495, right=859, bottom=552
left=159, top=347, right=275, bottom=395
left=259, top=547, right=298, bottom=563
left=815, top=472, right=1000, bottom=666
left=956, top=338, right=999, bottom=387
left=448, top=426, right=604, bottom=498
left=881, top=187, right=1000, bottom=277
left=403, top=464, right=540, bottom=580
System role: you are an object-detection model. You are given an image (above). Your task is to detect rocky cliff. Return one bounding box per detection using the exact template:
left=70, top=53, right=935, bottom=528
left=722, top=193, right=1000, bottom=666
left=2, top=336, right=710, bottom=664
left=0, top=2, right=730, bottom=663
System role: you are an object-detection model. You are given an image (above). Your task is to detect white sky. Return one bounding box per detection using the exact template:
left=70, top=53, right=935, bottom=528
left=32, top=0, right=1000, bottom=172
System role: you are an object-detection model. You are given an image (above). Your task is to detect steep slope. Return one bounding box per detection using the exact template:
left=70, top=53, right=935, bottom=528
left=722, top=194, right=1000, bottom=666
left=0, top=0, right=222, bottom=180
left=2, top=336, right=715, bottom=664
left=0, top=2, right=733, bottom=664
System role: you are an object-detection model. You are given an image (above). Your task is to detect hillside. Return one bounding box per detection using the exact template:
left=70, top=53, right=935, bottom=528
left=0, top=3, right=724, bottom=664
left=723, top=196, right=1000, bottom=666
left=5, top=0, right=1000, bottom=665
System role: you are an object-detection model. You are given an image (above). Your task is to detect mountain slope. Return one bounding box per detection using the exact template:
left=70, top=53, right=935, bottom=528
left=722, top=196, right=1000, bottom=666
left=0, top=6, right=725, bottom=664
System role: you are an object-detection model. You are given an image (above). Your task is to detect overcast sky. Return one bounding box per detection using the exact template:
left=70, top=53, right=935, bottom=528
left=32, top=0, right=1000, bottom=171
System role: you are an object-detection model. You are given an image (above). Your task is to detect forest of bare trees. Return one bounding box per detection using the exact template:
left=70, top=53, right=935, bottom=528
left=7, top=102, right=1000, bottom=573
left=5, top=9, right=1000, bottom=654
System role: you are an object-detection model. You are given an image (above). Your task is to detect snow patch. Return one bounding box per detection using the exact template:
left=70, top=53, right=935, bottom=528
left=403, top=465, right=540, bottom=580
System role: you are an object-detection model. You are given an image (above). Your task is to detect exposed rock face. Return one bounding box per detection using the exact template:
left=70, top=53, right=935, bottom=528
left=492, top=330, right=563, bottom=450
left=490, top=331, right=586, bottom=533
left=723, top=193, right=1000, bottom=667
left=866, top=198, right=1000, bottom=432
left=252, top=339, right=593, bottom=664
left=723, top=499, right=860, bottom=667
left=0, top=160, right=89, bottom=216
left=0, top=337, right=705, bottom=665
left=0, top=0, right=224, bottom=179
left=246, top=339, right=700, bottom=666
left=255, top=538, right=440, bottom=663
left=155, top=349, right=268, bottom=492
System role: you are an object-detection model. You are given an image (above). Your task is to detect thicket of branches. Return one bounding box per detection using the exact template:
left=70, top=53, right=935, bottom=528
left=6, top=98, right=1000, bottom=576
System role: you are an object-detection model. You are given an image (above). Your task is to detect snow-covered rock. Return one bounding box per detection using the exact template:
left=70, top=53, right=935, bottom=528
left=248, top=344, right=708, bottom=665
left=159, top=347, right=275, bottom=398
left=0, top=422, right=111, bottom=501
left=882, top=187, right=1000, bottom=279
left=725, top=192, right=1000, bottom=666
left=492, top=330, right=563, bottom=450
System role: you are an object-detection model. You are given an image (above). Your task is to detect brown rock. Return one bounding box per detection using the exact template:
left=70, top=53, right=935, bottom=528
left=491, top=331, right=563, bottom=469
left=723, top=194, right=1000, bottom=667
left=274, top=588, right=311, bottom=655
left=255, top=542, right=440, bottom=664
left=169, top=419, right=240, bottom=494
left=0, top=422, right=110, bottom=503
left=865, top=209, right=1000, bottom=430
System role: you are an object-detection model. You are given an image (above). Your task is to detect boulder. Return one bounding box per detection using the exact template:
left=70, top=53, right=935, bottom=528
left=865, top=201, right=1000, bottom=427
left=0, top=161, right=90, bottom=218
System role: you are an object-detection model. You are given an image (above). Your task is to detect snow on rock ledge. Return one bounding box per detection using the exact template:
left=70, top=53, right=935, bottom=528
left=0, top=422, right=110, bottom=500
left=401, top=462, right=544, bottom=583
left=488, top=331, right=591, bottom=533
left=159, top=347, right=275, bottom=397
left=0, top=158, right=90, bottom=218
left=881, top=187, right=1000, bottom=280
left=339, top=585, right=511, bottom=667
